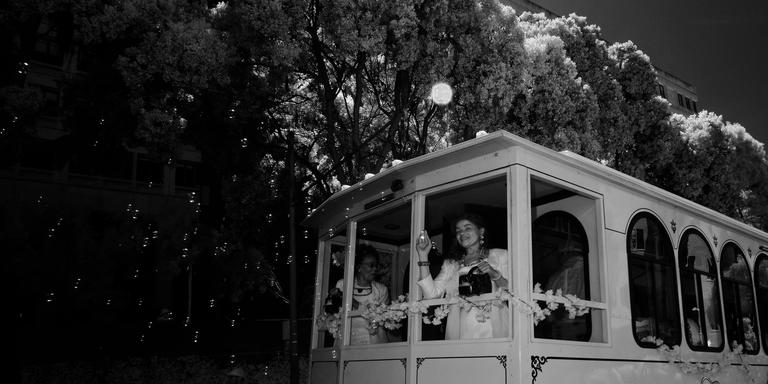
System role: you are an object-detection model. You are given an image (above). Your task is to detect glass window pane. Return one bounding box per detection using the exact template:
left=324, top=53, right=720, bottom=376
left=533, top=211, right=590, bottom=341
left=316, top=229, right=346, bottom=348
left=345, top=203, right=411, bottom=345
left=756, top=255, right=768, bottom=352
left=720, top=243, right=758, bottom=353
left=626, top=214, right=681, bottom=347
left=418, top=176, right=510, bottom=341
left=679, top=230, right=722, bottom=351
left=530, top=177, right=603, bottom=342
left=700, top=275, right=723, bottom=348
left=721, top=244, right=751, bottom=283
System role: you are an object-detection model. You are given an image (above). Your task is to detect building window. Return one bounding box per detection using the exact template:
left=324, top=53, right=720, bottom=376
left=685, top=97, right=692, bottom=111
left=678, top=94, right=685, bottom=107
left=657, top=84, right=667, bottom=99
left=720, top=243, right=759, bottom=353
left=28, top=84, right=60, bottom=117
left=755, top=254, right=768, bottom=353
left=175, top=161, right=198, bottom=189
left=693, top=101, right=698, bottom=113
left=678, top=229, right=723, bottom=351
left=530, top=176, right=605, bottom=343
left=31, top=19, right=64, bottom=66
left=136, top=155, right=164, bottom=185
left=627, top=212, right=681, bottom=347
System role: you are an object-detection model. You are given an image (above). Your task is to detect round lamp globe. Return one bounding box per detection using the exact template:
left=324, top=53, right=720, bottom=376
left=430, top=82, right=453, bottom=105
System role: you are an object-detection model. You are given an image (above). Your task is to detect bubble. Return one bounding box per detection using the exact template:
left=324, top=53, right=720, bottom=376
left=241, top=137, right=248, bottom=148
left=45, top=292, right=55, bottom=303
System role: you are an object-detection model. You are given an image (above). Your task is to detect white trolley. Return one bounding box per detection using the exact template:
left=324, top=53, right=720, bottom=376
left=303, top=131, right=768, bottom=384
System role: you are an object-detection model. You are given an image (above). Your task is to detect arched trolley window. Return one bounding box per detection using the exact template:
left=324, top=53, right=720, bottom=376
left=678, top=229, right=724, bottom=351
left=755, top=254, right=768, bottom=353
left=626, top=212, right=681, bottom=347
left=720, top=242, right=759, bottom=353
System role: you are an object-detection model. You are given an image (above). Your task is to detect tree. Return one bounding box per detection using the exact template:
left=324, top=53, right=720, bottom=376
left=666, top=111, right=768, bottom=227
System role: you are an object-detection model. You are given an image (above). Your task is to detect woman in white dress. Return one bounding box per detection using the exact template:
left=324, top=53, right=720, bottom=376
left=415, top=214, right=509, bottom=340
left=333, top=244, right=389, bottom=344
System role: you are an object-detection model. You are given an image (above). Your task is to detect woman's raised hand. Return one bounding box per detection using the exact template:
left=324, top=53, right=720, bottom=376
left=415, top=230, right=431, bottom=256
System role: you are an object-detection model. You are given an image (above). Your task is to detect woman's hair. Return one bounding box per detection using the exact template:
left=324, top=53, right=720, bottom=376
left=445, top=213, right=487, bottom=261
left=354, top=243, right=380, bottom=268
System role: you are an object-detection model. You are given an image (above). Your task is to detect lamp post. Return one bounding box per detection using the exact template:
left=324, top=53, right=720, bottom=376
left=287, top=130, right=299, bottom=384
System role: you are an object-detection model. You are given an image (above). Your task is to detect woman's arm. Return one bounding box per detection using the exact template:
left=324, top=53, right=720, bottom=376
left=417, top=261, right=452, bottom=299
left=481, top=249, right=508, bottom=289
left=415, top=231, right=432, bottom=281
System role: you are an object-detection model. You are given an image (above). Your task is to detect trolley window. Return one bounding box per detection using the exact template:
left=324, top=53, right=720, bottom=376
left=530, top=177, right=605, bottom=343
left=720, top=243, right=759, bottom=354
left=316, top=228, right=347, bottom=348
left=345, top=203, right=411, bottom=345
left=417, top=175, right=510, bottom=341
left=627, top=212, right=681, bottom=347
left=756, top=254, right=768, bottom=353
left=678, top=229, right=724, bottom=351
left=532, top=211, right=590, bottom=341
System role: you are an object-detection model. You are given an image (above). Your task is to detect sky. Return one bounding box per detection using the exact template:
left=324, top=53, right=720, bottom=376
left=532, top=0, right=768, bottom=146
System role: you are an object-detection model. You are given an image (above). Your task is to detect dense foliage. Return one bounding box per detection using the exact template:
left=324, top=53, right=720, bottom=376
left=3, top=0, right=768, bottom=372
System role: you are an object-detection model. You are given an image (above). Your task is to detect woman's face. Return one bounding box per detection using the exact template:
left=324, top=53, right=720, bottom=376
left=455, top=219, right=484, bottom=249
left=356, top=254, right=378, bottom=283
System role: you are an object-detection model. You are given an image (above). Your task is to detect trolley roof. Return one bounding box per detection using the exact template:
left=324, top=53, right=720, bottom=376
left=302, top=130, right=768, bottom=243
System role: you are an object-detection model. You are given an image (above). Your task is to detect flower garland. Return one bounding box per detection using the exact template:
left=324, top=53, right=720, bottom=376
left=645, top=336, right=758, bottom=383
left=506, top=283, right=590, bottom=325
left=320, top=284, right=591, bottom=340
left=316, top=312, right=342, bottom=340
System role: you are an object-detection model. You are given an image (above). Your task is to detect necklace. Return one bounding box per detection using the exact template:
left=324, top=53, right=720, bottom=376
left=461, top=248, right=487, bottom=267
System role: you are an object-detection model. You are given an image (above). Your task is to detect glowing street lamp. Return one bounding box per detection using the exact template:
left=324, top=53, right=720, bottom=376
left=430, top=82, right=453, bottom=105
